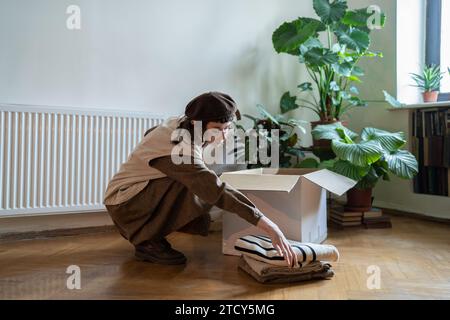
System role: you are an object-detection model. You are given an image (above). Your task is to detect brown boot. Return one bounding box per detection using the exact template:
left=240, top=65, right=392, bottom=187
left=135, top=238, right=187, bottom=265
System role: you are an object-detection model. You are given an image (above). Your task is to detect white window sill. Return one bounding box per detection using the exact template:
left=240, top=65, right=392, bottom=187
left=388, top=101, right=450, bottom=111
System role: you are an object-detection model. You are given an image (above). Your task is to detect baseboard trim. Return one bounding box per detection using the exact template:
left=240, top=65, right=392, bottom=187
left=0, top=225, right=118, bottom=242
left=380, top=207, right=450, bottom=225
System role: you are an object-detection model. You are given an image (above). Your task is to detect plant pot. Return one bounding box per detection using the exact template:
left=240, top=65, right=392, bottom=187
left=311, top=119, right=338, bottom=131
left=311, top=120, right=338, bottom=161
left=345, top=187, right=373, bottom=212
left=423, top=91, right=439, bottom=103
left=311, top=120, right=337, bottom=149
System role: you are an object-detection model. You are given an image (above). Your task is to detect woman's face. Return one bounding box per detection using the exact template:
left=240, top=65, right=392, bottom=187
left=204, top=121, right=233, bottom=144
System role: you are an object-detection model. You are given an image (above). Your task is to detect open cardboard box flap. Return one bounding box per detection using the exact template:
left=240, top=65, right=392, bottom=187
left=302, top=169, right=357, bottom=196
left=220, top=168, right=356, bottom=195
left=220, top=172, right=300, bottom=192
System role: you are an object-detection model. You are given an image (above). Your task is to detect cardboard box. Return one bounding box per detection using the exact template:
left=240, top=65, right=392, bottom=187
left=220, top=168, right=357, bottom=256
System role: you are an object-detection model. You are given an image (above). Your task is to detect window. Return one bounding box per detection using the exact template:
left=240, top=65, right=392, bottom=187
left=426, top=0, right=450, bottom=100
left=440, top=0, right=450, bottom=93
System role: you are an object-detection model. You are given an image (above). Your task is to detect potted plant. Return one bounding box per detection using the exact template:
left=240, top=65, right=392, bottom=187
left=236, top=105, right=307, bottom=168
left=311, top=123, right=418, bottom=211
left=272, top=0, right=385, bottom=127
left=410, top=64, right=444, bottom=103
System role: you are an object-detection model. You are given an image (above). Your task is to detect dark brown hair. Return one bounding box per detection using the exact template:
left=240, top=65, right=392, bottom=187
left=171, top=114, right=235, bottom=145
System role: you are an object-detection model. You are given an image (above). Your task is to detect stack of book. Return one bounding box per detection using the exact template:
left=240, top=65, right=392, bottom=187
left=328, top=204, right=392, bottom=229
left=328, top=205, right=363, bottom=228
left=362, top=208, right=392, bottom=229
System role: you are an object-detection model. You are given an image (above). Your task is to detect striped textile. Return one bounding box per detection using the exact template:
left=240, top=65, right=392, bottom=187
left=234, top=234, right=340, bottom=267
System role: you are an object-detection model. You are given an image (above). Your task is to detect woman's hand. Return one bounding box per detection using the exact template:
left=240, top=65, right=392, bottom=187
left=256, top=216, right=299, bottom=268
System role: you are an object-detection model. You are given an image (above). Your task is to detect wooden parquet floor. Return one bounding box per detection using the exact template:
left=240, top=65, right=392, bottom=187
left=0, top=215, right=449, bottom=300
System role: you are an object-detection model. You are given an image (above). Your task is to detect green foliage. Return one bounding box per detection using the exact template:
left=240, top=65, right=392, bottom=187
left=311, top=123, right=418, bottom=189
left=280, top=92, right=300, bottom=114
left=272, top=0, right=385, bottom=121
left=296, top=158, right=320, bottom=168
left=383, top=90, right=406, bottom=108
left=273, top=18, right=325, bottom=55
left=313, top=0, right=348, bottom=25
left=239, top=105, right=308, bottom=168
left=410, top=64, right=444, bottom=92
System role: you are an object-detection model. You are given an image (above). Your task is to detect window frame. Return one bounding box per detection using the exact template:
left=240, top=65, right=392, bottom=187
left=426, top=0, right=450, bottom=101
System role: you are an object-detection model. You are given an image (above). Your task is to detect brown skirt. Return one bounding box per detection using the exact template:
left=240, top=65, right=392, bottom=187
left=105, top=177, right=212, bottom=246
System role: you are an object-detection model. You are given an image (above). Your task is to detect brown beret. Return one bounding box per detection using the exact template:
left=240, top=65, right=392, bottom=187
left=185, top=92, right=241, bottom=121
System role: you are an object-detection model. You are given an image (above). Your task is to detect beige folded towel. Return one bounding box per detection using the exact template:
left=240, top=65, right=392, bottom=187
left=238, top=255, right=334, bottom=284
left=242, top=255, right=324, bottom=276
left=234, top=234, right=339, bottom=267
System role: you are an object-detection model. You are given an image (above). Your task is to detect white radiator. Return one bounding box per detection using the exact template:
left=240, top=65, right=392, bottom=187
left=0, top=104, right=165, bottom=217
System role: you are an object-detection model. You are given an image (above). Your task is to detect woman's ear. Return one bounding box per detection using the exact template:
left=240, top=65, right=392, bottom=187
left=235, top=109, right=241, bottom=121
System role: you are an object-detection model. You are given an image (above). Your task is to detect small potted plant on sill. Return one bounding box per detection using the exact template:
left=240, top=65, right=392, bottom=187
left=410, top=64, right=444, bottom=103
left=311, top=123, right=418, bottom=211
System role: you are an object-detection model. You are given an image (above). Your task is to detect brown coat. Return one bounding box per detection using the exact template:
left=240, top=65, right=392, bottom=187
left=105, top=156, right=264, bottom=246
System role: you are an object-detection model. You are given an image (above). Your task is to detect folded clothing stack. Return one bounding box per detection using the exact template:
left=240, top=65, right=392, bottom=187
left=234, top=235, right=339, bottom=284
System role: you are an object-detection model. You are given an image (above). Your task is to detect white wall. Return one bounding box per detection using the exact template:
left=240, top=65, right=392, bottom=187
left=0, top=0, right=315, bottom=118
left=1, top=0, right=448, bottom=218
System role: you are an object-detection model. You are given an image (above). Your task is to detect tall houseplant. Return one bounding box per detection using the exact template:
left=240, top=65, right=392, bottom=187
left=311, top=123, right=418, bottom=211
left=272, top=0, right=385, bottom=123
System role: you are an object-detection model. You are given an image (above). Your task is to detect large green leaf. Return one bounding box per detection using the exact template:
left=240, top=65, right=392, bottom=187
left=301, top=37, right=324, bottom=52
left=285, top=119, right=308, bottom=134
left=357, top=166, right=382, bottom=189
left=272, top=18, right=325, bottom=55
left=313, top=0, right=348, bottom=25
left=348, top=96, right=368, bottom=107
left=301, top=47, right=340, bottom=66
left=349, top=86, right=359, bottom=94
left=332, top=61, right=353, bottom=77
left=318, top=159, right=336, bottom=169
left=342, top=7, right=386, bottom=32
left=280, top=92, right=299, bottom=114
left=361, top=127, right=406, bottom=152
left=256, top=104, right=279, bottom=125
left=352, top=66, right=365, bottom=77
left=311, top=122, right=359, bottom=141
left=383, top=90, right=406, bottom=108
left=335, top=28, right=370, bottom=52
left=383, top=150, right=418, bottom=179
left=332, top=160, right=371, bottom=181
left=242, top=114, right=258, bottom=125
left=285, top=133, right=299, bottom=147
left=296, top=158, right=320, bottom=168
left=298, top=82, right=313, bottom=91
left=285, top=147, right=305, bottom=158
left=332, top=139, right=383, bottom=166
left=330, top=81, right=340, bottom=91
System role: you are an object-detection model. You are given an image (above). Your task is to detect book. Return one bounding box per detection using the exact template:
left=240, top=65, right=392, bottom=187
left=329, top=218, right=362, bottom=227
left=363, top=208, right=383, bottom=219
left=329, top=208, right=363, bottom=218
left=328, top=202, right=363, bottom=227
left=412, top=108, right=450, bottom=197
left=364, top=215, right=391, bottom=222
left=329, top=213, right=362, bottom=223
